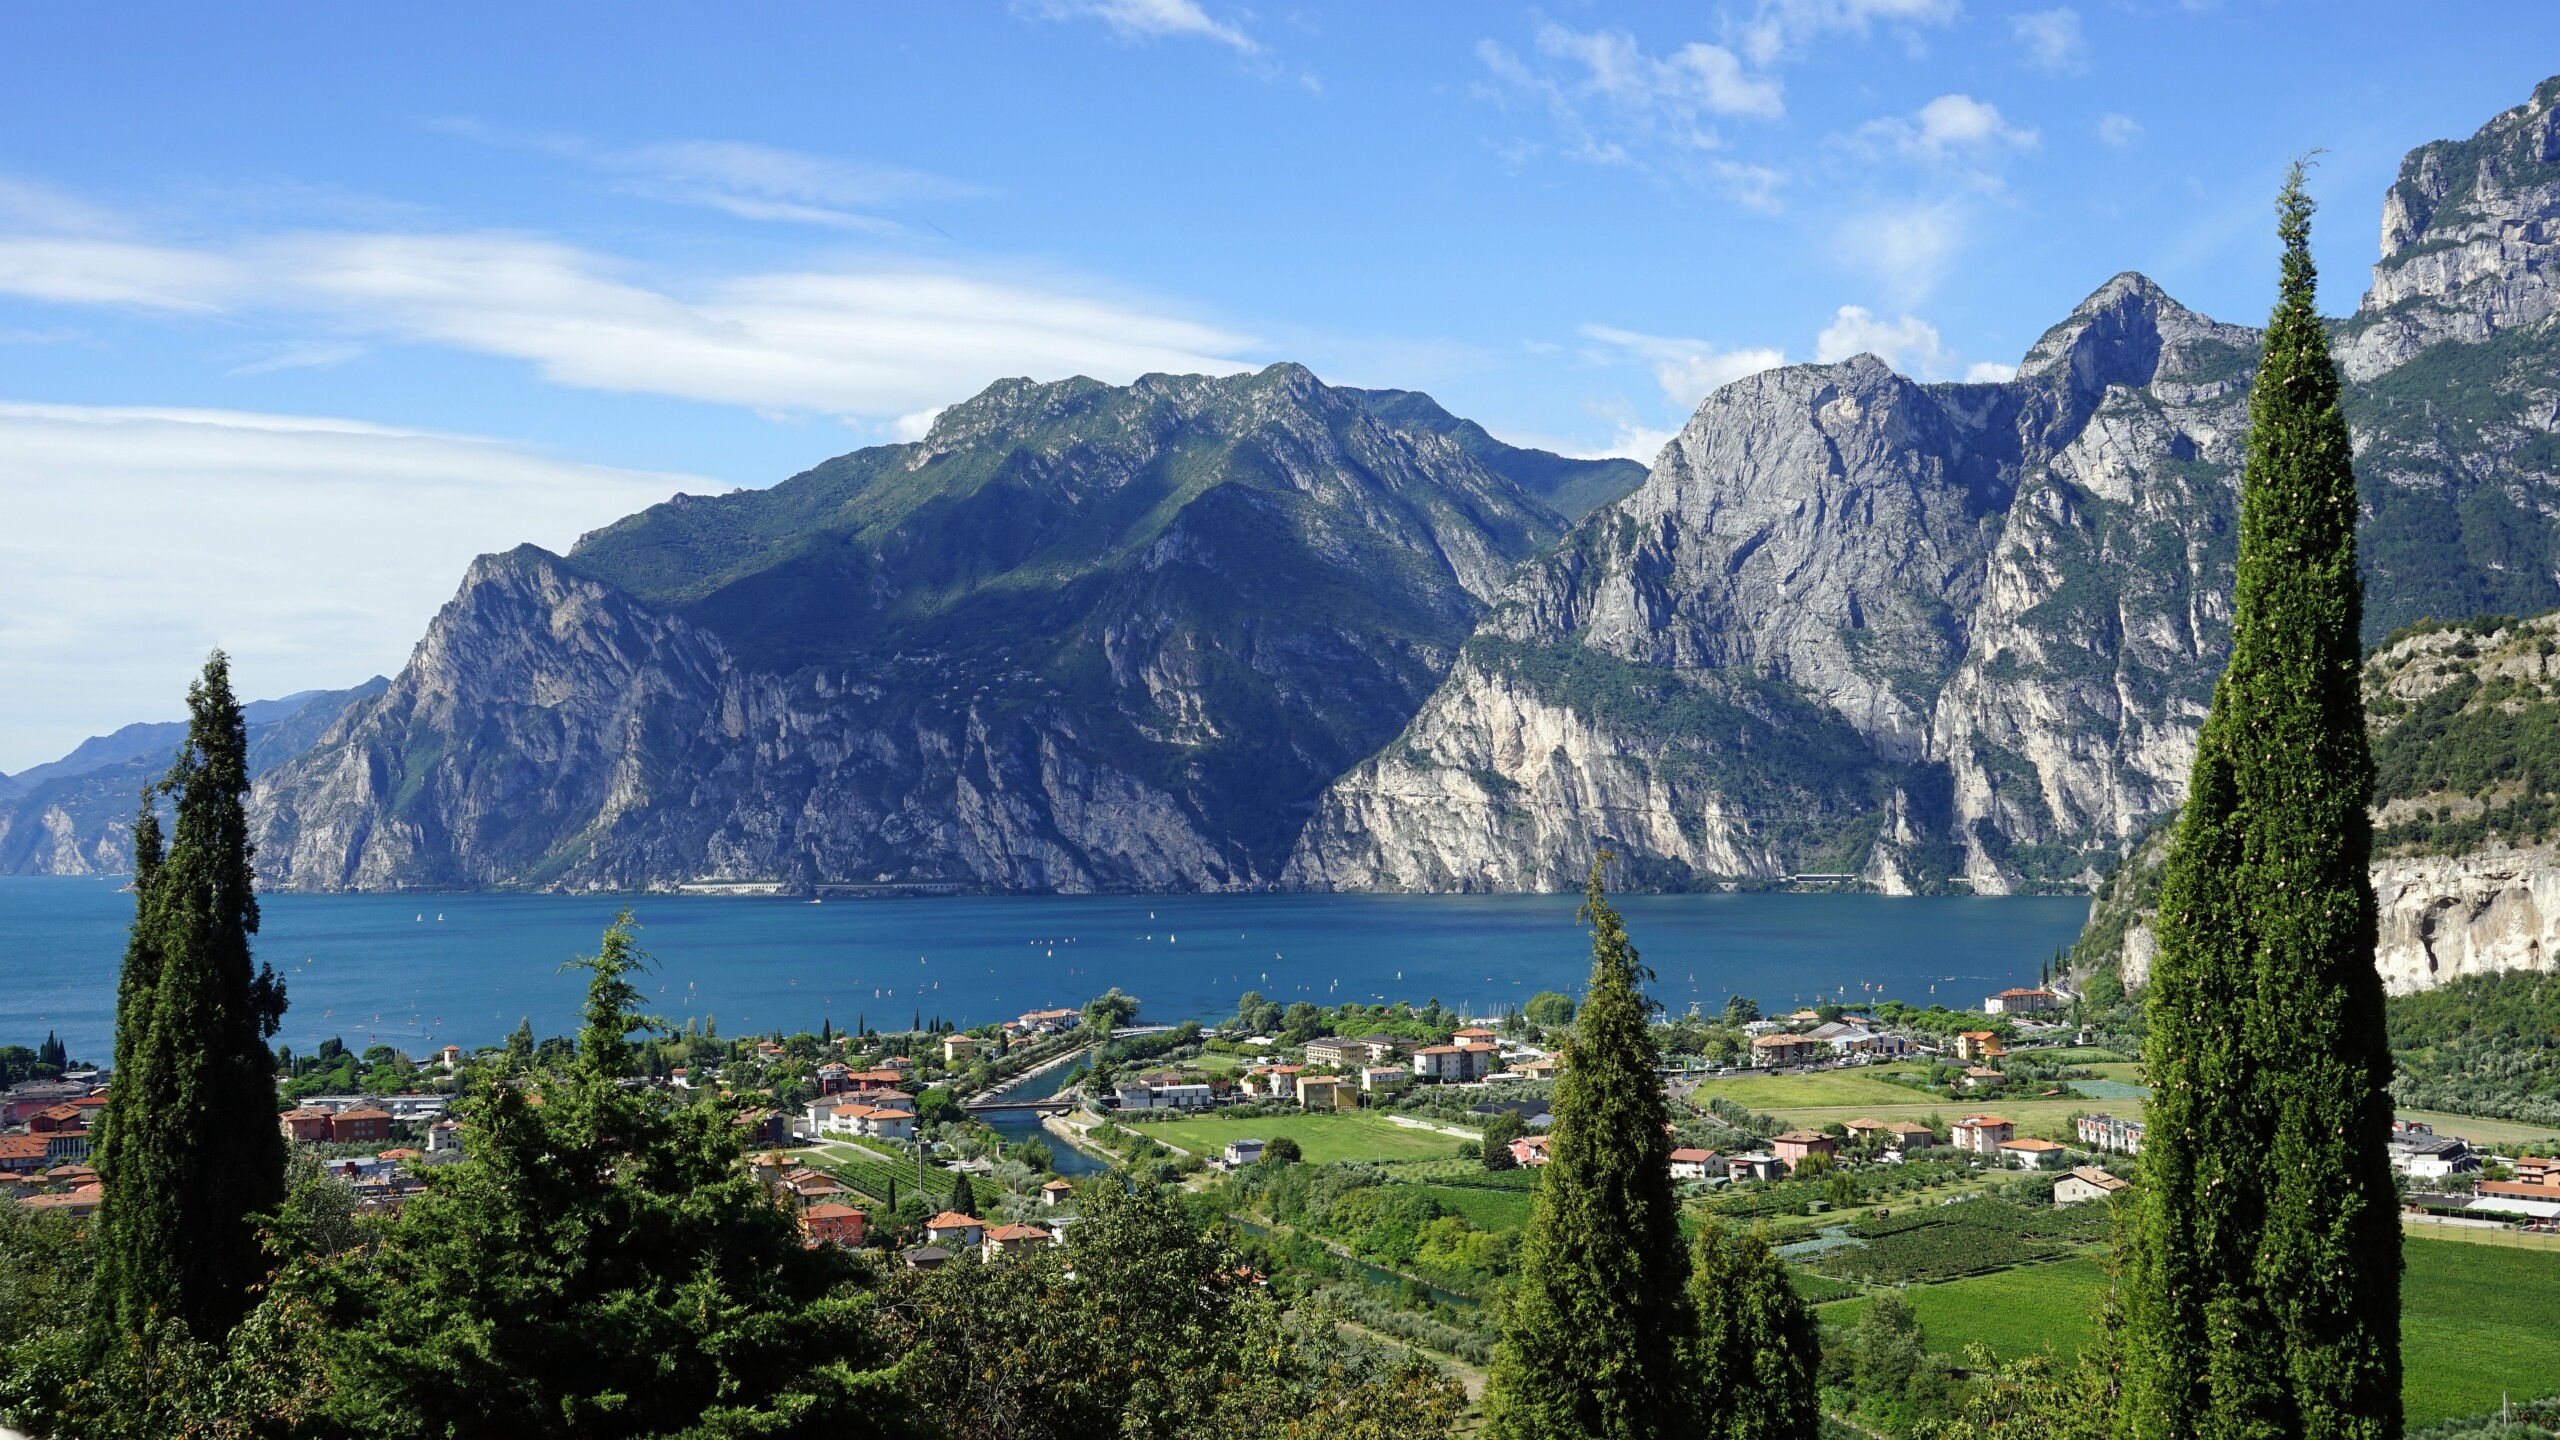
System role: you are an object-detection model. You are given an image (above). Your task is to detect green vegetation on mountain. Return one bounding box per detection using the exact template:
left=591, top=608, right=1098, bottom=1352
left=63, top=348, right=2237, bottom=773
left=2386, top=969, right=2560, bottom=1126
left=1347, top=386, right=1648, bottom=521
left=90, top=652, right=289, bottom=1347
left=2123, top=168, right=2403, bottom=1440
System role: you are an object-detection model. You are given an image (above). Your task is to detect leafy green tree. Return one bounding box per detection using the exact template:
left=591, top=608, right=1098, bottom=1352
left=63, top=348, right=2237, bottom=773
left=1524, top=991, right=1578, bottom=1031
left=1684, top=1221, right=1819, bottom=1440
left=503, top=1017, right=535, bottom=1071
left=296, top=911, right=901, bottom=1437
left=90, top=652, right=289, bottom=1347
left=1084, top=987, right=1142, bottom=1034
left=1262, top=1136, right=1302, bottom=1165
left=1480, top=1109, right=1529, bottom=1172
left=885, top=1182, right=1462, bottom=1440
left=2122, top=163, right=2404, bottom=1440
left=1851, top=1290, right=1927, bottom=1416
left=1484, top=858, right=1689, bottom=1440
left=1722, top=996, right=1761, bottom=1026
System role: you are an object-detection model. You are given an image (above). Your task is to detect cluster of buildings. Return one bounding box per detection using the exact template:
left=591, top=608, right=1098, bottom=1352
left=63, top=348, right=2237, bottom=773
left=4, top=1078, right=106, bottom=1214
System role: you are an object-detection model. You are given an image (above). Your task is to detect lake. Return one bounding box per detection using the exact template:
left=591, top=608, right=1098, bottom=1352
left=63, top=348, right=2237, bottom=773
left=0, top=877, right=2091, bottom=1062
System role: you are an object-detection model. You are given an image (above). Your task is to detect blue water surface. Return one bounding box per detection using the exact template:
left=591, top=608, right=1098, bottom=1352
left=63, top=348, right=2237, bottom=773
left=0, top=877, right=2090, bottom=1062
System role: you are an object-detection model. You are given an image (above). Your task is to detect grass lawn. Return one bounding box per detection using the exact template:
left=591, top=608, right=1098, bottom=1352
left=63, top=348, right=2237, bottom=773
left=2403, top=1217, right=2560, bottom=1251
left=2033, top=1047, right=2132, bottom=1065
left=1125, top=1110, right=1468, bottom=1164
left=2396, top=1108, right=2560, bottom=1150
left=1685, top=1070, right=1937, bottom=1110
left=1821, top=1236, right=2560, bottom=1425
left=1420, top=1184, right=1537, bottom=1232
left=1748, top=1096, right=2134, bottom=1143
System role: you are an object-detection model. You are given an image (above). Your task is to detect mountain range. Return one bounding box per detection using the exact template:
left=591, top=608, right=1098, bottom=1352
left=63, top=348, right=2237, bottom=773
left=11, top=75, right=2560, bottom=919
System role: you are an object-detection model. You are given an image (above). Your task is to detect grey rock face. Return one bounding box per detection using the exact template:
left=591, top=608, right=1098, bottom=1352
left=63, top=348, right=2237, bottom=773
left=252, top=367, right=1570, bottom=891
left=2338, top=76, right=2560, bottom=381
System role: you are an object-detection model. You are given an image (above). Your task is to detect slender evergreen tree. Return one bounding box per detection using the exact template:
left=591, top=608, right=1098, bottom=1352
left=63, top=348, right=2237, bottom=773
left=91, top=652, right=289, bottom=1346
left=2122, top=162, right=2402, bottom=1440
left=1685, top=1222, right=1819, bottom=1440
left=1484, top=856, right=1689, bottom=1440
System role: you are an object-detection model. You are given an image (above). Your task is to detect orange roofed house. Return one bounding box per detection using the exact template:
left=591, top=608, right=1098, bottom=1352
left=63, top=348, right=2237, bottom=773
left=1771, top=1130, right=1838, bottom=1172
left=1950, top=1115, right=2016, bottom=1155
left=801, top=1203, right=867, bottom=1247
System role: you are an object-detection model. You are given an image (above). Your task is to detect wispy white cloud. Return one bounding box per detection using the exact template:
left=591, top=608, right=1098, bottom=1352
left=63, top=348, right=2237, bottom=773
left=0, top=402, right=702, bottom=770
left=2098, top=112, right=2142, bottom=148
left=2009, top=9, right=2088, bottom=74
left=1856, top=94, right=2039, bottom=164
left=1830, top=201, right=1968, bottom=304
left=1580, top=323, right=1786, bottom=408
left=225, top=340, right=366, bottom=376
left=432, top=123, right=985, bottom=234
left=1734, top=0, right=1961, bottom=67
left=1964, top=360, right=2018, bottom=382
left=1028, top=0, right=1258, bottom=53
left=1814, top=304, right=1952, bottom=374
left=1475, top=25, right=1783, bottom=190
left=0, top=225, right=1260, bottom=420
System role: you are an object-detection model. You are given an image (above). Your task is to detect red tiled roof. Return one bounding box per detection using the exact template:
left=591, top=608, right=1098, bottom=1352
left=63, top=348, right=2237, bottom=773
left=1669, top=1148, right=1718, bottom=1162
left=987, top=1223, right=1052, bottom=1242
left=925, top=1211, right=980, bottom=1229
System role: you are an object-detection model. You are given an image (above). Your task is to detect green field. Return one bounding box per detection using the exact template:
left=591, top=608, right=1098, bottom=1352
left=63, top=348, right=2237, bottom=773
left=2396, top=1108, right=2560, bottom=1150
left=2032, top=1047, right=2132, bottom=1065
left=1684, top=1070, right=1934, bottom=1110
left=1419, top=1183, right=1537, bottom=1232
left=1124, top=1111, right=1469, bottom=1164
left=1821, top=1236, right=2560, bottom=1425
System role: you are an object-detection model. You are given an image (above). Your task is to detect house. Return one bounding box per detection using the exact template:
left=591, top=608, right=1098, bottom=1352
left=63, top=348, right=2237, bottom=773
left=2515, top=1156, right=2558, bottom=1185
left=2478, top=1176, right=2560, bottom=1208
left=278, top=1107, right=335, bottom=1142
left=1041, top=1179, right=1075, bottom=1207
left=843, top=1068, right=907, bottom=1090
left=1669, top=1147, right=1720, bottom=1180
left=1882, top=1121, right=1938, bottom=1153
left=1998, top=1137, right=2067, bottom=1170
left=1805, top=1022, right=1905, bottom=1057
left=0, top=1136, right=50, bottom=1171
left=2387, top=1132, right=2478, bottom=1179
left=1953, top=1031, right=2004, bottom=1062
left=1452, top=1027, right=1498, bottom=1044
left=1750, top=1034, right=1822, bottom=1068
left=1116, top=1081, right=1215, bottom=1111
left=1950, top=1115, right=2016, bottom=1155
left=801, top=1202, right=867, bottom=1247
left=1517, top=1055, right=1562, bottom=1080
left=1510, top=1134, right=1552, bottom=1168
left=1016, top=1007, right=1081, bottom=1035
left=1, top=1082, right=91, bottom=1127
left=1842, top=1118, right=1893, bottom=1146
left=1359, top=1065, right=1409, bottom=1094
left=1348, top=1035, right=1410, bottom=1064
left=26, top=1103, right=88, bottom=1135
left=1727, top=1153, right=1783, bottom=1182
left=819, top=1103, right=916, bottom=1142
left=1771, top=1130, right=1839, bottom=1171
left=2076, top=1113, right=2144, bottom=1156
left=1983, top=987, right=2061, bottom=1016
left=942, top=1035, right=982, bottom=1066
left=330, top=1107, right=393, bottom=1144
left=1411, top=1045, right=1495, bottom=1083
left=439, top=1044, right=463, bottom=1070
left=814, top=1063, right=852, bottom=1095
left=17, top=1183, right=103, bottom=1219
left=426, top=1120, right=465, bottom=1152
left=983, top=1222, right=1057, bottom=1260
left=1256, top=1065, right=1303, bottom=1100
left=902, top=1246, right=951, bottom=1270
left=923, top=1212, right=986, bottom=1248
left=2054, top=1167, right=2129, bottom=1205
left=1298, top=1075, right=1353, bottom=1112
left=1961, top=1066, right=2008, bottom=1089
left=782, top=1170, right=847, bottom=1207
left=1301, top=1037, right=1359, bottom=1068
left=1224, top=1138, right=1267, bottom=1168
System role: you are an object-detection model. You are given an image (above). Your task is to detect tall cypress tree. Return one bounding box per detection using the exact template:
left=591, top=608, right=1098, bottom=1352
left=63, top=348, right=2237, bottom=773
left=1685, top=1221, right=1820, bottom=1440
left=90, top=652, right=289, bottom=1345
left=2122, top=163, right=2402, bottom=1440
left=1484, top=857, right=1689, bottom=1440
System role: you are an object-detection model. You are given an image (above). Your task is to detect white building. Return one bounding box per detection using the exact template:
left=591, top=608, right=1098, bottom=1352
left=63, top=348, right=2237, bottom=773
left=1115, top=1081, right=1214, bottom=1111
left=2388, top=1132, right=2478, bottom=1179
left=1224, top=1138, right=1267, bottom=1167
left=1411, top=1044, right=1496, bottom=1082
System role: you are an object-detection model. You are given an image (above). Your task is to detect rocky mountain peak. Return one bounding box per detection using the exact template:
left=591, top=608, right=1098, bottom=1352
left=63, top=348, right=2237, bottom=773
left=2014, top=272, right=2250, bottom=404
left=2340, top=72, right=2560, bottom=379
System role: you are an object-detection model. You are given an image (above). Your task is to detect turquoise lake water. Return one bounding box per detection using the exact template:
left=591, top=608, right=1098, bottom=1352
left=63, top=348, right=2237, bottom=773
left=0, top=877, right=2090, bottom=1062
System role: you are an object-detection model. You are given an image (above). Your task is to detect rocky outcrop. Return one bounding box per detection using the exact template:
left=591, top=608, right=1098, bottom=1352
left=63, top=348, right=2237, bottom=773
left=2374, top=845, right=2560, bottom=994
left=2338, top=76, right=2560, bottom=381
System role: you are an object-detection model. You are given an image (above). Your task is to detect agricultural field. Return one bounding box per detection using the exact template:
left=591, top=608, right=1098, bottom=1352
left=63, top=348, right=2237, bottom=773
left=798, top=1143, right=1006, bottom=1210
left=1417, top=1183, right=1537, bottom=1233
left=2026, top=1047, right=2132, bottom=1065
left=1124, top=1110, right=1471, bottom=1164
left=1805, top=1197, right=2111, bottom=1285
left=1821, top=1235, right=2560, bottom=1426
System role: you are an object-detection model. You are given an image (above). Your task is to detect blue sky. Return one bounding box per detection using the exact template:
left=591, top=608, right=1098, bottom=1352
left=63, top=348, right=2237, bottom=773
left=0, top=0, right=2551, bottom=769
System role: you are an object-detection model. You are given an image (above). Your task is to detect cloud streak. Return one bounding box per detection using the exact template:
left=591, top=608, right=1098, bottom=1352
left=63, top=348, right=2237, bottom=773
left=0, top=403, right=705, bottom=770
left=0, top=226, right=1261, bottom=420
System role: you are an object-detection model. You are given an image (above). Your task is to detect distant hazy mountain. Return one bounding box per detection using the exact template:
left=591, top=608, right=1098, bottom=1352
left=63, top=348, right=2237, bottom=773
left=0, top=679, right=386, bottom=875
left=251, top=367, right=1576, bottom=891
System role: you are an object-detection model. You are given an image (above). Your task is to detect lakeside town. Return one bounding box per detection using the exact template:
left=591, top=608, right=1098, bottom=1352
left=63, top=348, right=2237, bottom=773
left=11, top=964, right=2556, bottom=1433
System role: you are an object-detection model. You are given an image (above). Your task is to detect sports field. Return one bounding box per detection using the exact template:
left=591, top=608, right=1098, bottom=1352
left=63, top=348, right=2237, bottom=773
left=1122, top=1110, right=1470, bottom=1164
